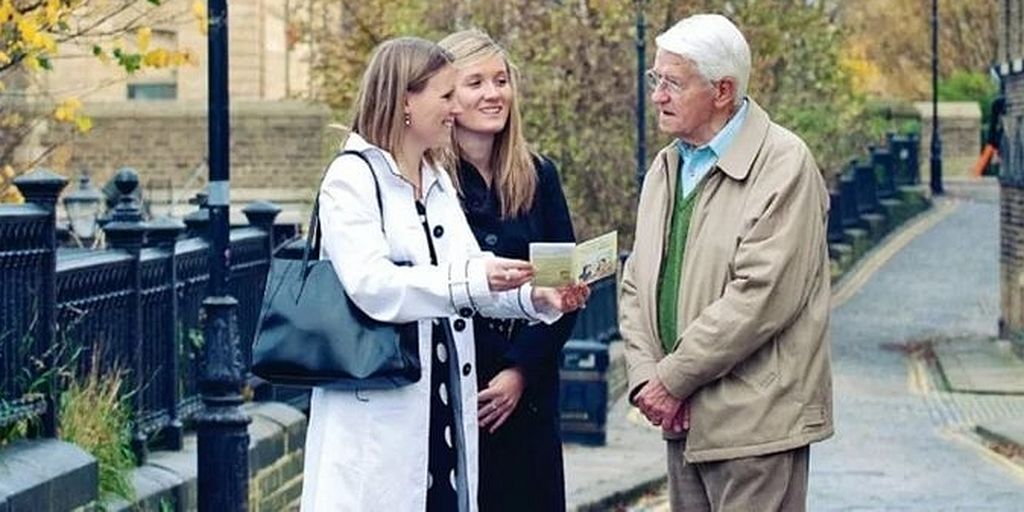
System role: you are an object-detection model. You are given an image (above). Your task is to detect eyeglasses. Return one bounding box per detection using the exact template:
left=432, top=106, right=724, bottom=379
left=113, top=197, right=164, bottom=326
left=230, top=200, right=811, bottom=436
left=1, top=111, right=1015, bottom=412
left=645, top=69, right=685, bottom=95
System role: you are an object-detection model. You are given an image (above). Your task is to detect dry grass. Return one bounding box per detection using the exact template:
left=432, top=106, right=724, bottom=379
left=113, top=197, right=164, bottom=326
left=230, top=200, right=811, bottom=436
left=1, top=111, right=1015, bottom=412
left=58, top=354, right=136, bottom=503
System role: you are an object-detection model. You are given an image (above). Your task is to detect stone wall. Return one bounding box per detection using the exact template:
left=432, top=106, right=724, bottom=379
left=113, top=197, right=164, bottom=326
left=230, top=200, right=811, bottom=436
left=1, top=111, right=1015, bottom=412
left=0, top=401, right=307, bottom=511
left=915, top=101, right=982, bottom=178
left=39, top=100, right=332, bottom=192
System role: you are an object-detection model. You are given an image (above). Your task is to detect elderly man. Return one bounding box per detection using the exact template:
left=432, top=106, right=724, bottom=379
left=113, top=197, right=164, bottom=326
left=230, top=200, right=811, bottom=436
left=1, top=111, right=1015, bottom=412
left=620, top=13, right=833, bottom=511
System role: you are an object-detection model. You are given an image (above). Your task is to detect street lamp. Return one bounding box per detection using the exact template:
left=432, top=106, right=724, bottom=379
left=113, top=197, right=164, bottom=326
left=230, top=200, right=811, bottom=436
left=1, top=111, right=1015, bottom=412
left=930, top=0, right=944, bottom=195
left=62, top=170, right=105, bottom=248
left=196, top=0, right=250, bottom=507
left=634, top=0, right=647, bottom=194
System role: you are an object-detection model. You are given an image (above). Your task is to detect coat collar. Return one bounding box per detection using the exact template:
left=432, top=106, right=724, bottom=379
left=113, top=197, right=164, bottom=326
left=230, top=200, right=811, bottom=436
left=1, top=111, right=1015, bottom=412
left=713, top=98, right=771, bottom=181
left=655, top=98, right=771, bottom=187
left=343, top=132, right=450, bottom=194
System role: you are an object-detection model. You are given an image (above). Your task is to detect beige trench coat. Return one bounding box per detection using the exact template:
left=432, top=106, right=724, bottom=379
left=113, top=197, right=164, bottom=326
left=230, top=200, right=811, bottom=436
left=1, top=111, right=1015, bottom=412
left=621, top=99, right=834, bottom=463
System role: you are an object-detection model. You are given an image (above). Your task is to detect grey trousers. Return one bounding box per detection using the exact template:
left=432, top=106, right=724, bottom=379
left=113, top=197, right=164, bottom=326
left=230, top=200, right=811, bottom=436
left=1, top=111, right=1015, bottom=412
left=666, top=439, right=809, bottom=512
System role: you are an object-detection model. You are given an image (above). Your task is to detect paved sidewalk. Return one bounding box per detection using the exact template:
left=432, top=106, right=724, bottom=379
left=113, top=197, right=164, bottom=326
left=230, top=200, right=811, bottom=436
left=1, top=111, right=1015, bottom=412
left=567, top=189, right=1024, bottom=510
left=933, top=337, right=1024, bottom=395
left=812, top=197, right=1024, bottom=509
left=563, top=394, right=665, bottom=511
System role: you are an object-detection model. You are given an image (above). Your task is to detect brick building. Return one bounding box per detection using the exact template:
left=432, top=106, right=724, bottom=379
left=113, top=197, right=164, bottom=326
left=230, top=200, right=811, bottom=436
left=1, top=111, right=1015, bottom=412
left=39, top=0, right=311, bottom=102
left=998, top=0, right=1024, bottom=342
left=13, top=0, right=341, bottom=222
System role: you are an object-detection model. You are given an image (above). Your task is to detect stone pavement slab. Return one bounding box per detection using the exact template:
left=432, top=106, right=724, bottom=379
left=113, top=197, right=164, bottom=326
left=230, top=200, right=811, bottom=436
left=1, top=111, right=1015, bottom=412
left=933, top=337, right=1024, bottom=394
left=563, top=395, right=666, bottom=511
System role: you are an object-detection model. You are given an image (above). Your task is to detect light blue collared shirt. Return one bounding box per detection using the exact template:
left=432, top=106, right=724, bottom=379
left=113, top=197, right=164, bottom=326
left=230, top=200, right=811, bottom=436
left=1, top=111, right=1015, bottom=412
left=676, top=99, right=750, bottom=199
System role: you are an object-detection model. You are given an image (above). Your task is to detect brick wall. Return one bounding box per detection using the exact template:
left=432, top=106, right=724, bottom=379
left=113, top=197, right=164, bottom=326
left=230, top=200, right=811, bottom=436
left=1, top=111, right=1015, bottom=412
left=39, top=100, right=332, bottom=191
left=999, top=0, right=1023, bottom=64
left=999, top=70, right=1024, bottom=337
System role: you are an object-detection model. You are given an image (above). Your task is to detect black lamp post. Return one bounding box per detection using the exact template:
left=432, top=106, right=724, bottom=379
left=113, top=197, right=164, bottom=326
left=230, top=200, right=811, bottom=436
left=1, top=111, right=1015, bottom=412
left=62, top=170, right=104, bottom=248
left=634, top=0, right=647, bottom=194
left=930, top=0, right=944, bottom=195
left=196, top=0, right=250, bottom=508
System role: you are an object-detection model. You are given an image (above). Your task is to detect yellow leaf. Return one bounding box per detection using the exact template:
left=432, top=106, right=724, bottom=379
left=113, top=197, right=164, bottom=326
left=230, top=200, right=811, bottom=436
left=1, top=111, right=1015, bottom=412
left=143, top=48, right=168, bottom=68
left=137, top=26, right=151, bottom=52
left=1, top=187, right=25, bottom=204
left=0, top=2, right=13, bottom=23
left=45, top=0, right=60, bottom=25
left=17, top=18, right=39, bottom=43
left=54, top=97, right=82, bottom=122
left=75, top=116, right=92, bottom=133
left=0, top=51, right=9, bottom=65
left=62, top=97, right=82, bottom=110
left=192, top=0, right=208, bottom=36
left=38, top=33, right=56, bottom=53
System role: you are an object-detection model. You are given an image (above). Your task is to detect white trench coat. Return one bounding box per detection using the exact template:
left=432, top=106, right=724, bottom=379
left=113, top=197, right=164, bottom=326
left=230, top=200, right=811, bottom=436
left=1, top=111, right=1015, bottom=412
left=300, top=134, right=557, bottom=511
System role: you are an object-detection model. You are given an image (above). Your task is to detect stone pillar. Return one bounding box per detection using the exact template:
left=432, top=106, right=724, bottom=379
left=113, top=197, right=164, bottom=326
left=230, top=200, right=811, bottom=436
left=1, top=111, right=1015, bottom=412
left=914, top=101, right=982, bottom=180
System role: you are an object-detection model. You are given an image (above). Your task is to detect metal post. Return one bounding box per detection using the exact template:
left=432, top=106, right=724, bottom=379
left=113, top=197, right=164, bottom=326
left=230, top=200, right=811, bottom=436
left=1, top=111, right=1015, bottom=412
left=147, top=216, right=186, bottom=451
left=102, top=169, right=148, bottom=464
left=197, top=0, right=250, bottom=507
left=242, top=200, right=283, bottom=258
left=634, top=0, right=647, bottom=194
left=930, top=0, right=944, bottom=195
left=12, top=170, right=68, bottom=438
left=242, top=201, right=281, bottom=401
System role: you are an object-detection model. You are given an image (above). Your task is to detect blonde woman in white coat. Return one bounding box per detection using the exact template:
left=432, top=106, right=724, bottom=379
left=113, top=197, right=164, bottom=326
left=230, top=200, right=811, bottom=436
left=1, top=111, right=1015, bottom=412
left=300, top=37, right=587, bottom=512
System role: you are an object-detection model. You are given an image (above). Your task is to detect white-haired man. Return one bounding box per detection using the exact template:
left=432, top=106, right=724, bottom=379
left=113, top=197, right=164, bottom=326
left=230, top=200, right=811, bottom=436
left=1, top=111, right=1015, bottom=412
left=620, top=13, right=833, bottom=511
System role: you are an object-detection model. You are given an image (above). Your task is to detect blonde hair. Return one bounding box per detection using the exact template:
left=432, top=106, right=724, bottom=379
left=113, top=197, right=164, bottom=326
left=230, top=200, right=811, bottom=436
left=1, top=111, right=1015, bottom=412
left=439, top=29, right=537, bottom=219
left=351, top=37, right=453, bottom=165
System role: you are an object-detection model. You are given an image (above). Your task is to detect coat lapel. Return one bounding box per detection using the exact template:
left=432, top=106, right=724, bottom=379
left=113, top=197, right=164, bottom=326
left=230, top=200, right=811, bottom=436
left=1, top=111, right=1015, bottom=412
left=715, top=99, right=772, bottom=182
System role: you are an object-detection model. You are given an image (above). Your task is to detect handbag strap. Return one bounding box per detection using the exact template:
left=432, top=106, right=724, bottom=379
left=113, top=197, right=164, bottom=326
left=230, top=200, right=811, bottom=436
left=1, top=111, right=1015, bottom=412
left=302, top=149, right=387, bottom=271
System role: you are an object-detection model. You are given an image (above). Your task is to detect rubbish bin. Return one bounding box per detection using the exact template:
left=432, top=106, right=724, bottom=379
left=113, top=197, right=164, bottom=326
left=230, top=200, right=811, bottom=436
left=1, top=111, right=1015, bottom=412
left=559, top=339, right=609, bottom=446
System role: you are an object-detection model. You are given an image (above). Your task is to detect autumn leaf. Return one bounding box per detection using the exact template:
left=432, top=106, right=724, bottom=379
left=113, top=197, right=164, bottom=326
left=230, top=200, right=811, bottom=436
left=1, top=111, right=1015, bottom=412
left=192, top=0, right=208, bottom=35
left=137, top=26, right=151, bottom=52
left=75, top=116, right=92, bottom=133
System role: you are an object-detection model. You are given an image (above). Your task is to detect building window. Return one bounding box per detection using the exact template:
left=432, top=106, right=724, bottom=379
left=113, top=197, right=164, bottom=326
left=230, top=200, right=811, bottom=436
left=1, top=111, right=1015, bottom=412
left=127, top=83, right=177, bottom=100
left=127, top=28, right=178, bottom=101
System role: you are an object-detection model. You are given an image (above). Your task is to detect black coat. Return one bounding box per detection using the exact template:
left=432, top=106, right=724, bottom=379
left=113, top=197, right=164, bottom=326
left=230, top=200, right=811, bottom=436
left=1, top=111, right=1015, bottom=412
left=458, top=156, right=577, bottom=512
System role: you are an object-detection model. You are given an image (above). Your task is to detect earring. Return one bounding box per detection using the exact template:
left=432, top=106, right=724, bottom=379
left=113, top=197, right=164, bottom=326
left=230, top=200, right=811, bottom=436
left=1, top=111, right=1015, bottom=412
left=404, top=113, right=411, bottom=126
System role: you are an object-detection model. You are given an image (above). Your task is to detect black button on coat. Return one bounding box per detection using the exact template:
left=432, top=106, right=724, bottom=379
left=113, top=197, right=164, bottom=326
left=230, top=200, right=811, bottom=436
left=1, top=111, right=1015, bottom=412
left=458, top=156, right=578, bottom=512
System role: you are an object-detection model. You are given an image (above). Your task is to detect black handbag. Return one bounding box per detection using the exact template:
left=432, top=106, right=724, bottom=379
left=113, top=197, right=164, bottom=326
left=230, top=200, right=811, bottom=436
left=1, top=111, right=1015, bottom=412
left=251, top=149, right=420, bottom=388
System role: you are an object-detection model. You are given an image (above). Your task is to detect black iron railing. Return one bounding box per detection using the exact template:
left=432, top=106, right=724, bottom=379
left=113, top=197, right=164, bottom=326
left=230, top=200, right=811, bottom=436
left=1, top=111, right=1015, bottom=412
left=0, top=169, right=285, bottom=462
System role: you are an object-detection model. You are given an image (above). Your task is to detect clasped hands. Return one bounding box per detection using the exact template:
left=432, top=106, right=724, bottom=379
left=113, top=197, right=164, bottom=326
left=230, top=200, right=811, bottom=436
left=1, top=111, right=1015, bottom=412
left=485, top=257, right=590, bottom=313
left=634, top=378, right=690, bottom=433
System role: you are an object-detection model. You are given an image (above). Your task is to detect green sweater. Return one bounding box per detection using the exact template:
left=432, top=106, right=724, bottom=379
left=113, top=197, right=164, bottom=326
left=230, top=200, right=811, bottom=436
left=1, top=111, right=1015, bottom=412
left=658, top=178, right=701, bottom=354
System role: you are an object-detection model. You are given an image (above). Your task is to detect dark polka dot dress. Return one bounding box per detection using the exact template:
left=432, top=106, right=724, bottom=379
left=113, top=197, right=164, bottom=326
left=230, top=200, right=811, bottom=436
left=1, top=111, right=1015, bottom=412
left=418, top=200, right=460, bottom=511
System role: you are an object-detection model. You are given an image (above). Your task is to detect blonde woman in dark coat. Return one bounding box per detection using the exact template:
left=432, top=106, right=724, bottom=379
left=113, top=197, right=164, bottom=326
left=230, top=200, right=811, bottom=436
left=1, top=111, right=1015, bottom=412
left=440, top=29, right=580, bottom=512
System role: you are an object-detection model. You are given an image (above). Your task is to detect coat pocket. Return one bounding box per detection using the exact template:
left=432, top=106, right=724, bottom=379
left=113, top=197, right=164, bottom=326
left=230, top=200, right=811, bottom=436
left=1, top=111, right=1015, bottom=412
left=730, top=338, right=779, bottom=391
left=801, top=404, right=827, bottom=429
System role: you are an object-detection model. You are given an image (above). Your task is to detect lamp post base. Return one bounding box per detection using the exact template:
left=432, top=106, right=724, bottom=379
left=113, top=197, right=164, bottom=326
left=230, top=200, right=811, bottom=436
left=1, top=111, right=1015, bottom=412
left=196, top=295, right=251, bottom=512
